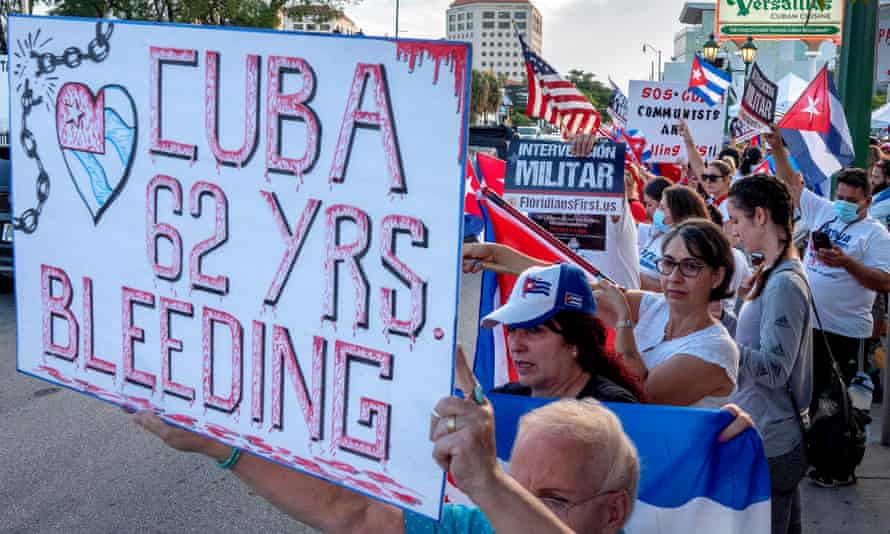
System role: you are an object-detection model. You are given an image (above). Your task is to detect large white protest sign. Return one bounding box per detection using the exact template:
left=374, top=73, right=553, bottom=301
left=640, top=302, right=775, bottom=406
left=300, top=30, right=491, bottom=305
left=10, top=16, right=470, bottom=519
left=627, top=80, right=723, bottom=163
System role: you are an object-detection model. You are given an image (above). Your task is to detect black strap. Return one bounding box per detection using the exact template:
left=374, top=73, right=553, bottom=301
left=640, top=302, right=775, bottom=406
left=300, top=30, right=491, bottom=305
left=785, top=270, right=852, bottom=437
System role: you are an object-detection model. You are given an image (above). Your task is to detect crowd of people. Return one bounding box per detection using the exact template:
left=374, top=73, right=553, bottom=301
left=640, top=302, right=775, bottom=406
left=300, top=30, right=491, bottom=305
left=130, top=124, right=890, bottom=534
left=463, top=123, right=890, bottom=533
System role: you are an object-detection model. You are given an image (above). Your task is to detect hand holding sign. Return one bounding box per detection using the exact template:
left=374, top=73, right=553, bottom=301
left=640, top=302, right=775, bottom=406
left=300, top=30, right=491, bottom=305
left=431, top=345, right=514, bottom=504
left=569, top=133, right=600, bottom=158
left=133, top=409, right=230, bottom=460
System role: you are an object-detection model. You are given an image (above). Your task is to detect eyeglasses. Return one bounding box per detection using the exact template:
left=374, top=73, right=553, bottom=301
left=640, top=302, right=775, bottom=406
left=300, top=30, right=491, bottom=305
left=655, top=257, right=707, bottom=278
left=701, top=173, right=726, bottom=183
left=538, top=491, right=619, bottom=518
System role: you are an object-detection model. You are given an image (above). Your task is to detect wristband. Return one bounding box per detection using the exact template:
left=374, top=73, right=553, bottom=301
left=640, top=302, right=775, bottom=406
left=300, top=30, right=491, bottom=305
left=216, top=447, right=242, bottom=470
left=615, top=319, right=635, bottom=329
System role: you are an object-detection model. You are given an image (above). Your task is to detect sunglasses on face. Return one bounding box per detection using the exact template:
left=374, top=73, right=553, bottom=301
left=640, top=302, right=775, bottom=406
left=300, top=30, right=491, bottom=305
left=655, top=257, right=707, bottom=278
left=701, top=174, right=726, bottom=183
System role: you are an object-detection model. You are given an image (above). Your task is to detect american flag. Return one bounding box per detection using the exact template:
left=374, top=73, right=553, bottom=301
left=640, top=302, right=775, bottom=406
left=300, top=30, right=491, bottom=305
left=518, top=32, right=601, bottom=137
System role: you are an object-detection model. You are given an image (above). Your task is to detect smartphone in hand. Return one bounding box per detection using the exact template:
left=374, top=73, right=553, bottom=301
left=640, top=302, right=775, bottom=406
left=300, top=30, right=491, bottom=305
left=812, top=230, right=832, bottom=250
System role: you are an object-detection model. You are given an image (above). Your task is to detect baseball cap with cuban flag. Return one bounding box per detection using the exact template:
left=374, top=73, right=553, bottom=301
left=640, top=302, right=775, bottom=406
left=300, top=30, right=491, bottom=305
left=481, top=263, right=597, bottom=329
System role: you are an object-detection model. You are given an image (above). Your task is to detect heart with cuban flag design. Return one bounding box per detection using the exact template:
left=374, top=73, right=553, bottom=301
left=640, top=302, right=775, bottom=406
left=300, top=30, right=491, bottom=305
left=55, top=82, right=137, bottom=223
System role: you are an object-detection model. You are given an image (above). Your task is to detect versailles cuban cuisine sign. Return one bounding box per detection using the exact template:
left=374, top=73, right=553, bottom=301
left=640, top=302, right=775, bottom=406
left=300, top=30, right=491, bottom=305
left=717, top=0, right=844, bottom=41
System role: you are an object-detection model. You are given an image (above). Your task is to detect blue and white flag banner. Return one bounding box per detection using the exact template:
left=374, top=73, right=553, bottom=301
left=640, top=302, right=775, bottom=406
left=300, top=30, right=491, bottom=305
left=489, top=394, right=772, bottom=534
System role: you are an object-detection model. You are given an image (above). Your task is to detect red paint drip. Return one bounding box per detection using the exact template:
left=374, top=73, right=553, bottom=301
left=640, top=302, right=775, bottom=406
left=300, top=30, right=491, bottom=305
left=391, top=491, right=422, bottom=506
left=396, top=42, right=468, bottom=157
left=315, top=456, right=360, bottom=475
left=165, top=414, right=199, bottom=427
left=205, top=423, right=240, bottom=439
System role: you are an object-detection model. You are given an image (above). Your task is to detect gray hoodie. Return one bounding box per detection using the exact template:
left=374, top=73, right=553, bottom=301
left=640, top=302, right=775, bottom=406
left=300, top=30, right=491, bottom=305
left=731, top=259, right=813, bottom=459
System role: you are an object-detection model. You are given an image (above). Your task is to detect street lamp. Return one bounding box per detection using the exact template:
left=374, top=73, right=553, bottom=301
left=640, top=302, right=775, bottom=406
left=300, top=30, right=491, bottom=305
left=741, top=36, right=758, bottom=77
left=702, top=33, right=720, bottom=64
left=395, top=0, right=400, bottom=39
left=642, top=43, right=663, bottom=81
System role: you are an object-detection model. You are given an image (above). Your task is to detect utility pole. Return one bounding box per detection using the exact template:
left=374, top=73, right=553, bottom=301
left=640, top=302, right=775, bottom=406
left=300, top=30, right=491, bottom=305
left=395, top=0, right=400, bottom=39
left=837, top=0, right=878, bottom=169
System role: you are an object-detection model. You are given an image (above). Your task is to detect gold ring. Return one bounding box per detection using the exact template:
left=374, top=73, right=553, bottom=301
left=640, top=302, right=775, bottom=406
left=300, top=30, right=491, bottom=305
left=446, top=415, right=457, bottom=434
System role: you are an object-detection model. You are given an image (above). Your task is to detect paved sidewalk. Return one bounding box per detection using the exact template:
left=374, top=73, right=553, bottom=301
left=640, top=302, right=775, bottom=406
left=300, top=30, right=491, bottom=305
left=802, top=402, right=890, bottom=533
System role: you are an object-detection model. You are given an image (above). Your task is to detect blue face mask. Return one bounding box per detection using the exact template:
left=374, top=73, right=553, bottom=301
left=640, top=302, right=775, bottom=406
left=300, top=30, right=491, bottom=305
left=833, top=199, right=860, bottom=223
left=653, top=209, right=670, bottom=233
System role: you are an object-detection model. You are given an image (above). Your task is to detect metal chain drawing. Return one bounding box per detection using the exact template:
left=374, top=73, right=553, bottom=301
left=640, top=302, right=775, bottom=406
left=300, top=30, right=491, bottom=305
left=12, top=21, right=114, bottom=234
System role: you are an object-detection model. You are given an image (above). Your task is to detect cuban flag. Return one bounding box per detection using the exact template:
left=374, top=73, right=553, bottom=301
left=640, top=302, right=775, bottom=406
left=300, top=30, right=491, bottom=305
left=485, top=394, right=771, bottom=533
left=615, top=127, right=652, bottom=164
left=650, top=162, right=684, bottom=183
left=778, top=65, right=855, bottom=195
left=688, top=53, right=732, bottom=107
left=522, top=277, right=552, bottom=296
left=750, top=153, right=800, bottom=177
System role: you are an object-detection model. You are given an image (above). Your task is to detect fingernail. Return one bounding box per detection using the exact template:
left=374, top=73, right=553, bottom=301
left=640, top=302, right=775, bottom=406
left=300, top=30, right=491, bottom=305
left=122, top=405, right=137, bottom=414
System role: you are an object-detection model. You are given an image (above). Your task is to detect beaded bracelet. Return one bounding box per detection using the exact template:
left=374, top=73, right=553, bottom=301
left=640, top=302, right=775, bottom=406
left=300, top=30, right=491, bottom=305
left=217, top=447, right=242, bottom=470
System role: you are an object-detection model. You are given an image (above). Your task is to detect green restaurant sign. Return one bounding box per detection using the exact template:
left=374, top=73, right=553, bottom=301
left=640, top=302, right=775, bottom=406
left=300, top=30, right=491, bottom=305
left=717, top=0, right=844, bottom=41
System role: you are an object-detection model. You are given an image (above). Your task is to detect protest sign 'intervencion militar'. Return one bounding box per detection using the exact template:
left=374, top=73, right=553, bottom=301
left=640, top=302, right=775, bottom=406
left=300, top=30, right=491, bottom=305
left=504, top=140, right=626, bottom=216
left=10, top=15, right=470, bottom=519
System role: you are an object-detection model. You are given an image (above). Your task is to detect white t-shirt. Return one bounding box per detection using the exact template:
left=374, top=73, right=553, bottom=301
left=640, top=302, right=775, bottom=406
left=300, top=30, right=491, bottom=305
left=800, top=189, right=890, bottom=338
left=580, top=201, right=641, bottom=289
left=634, top=293, right=740, bottom=409
left=636, top=223, right=664, bottom=283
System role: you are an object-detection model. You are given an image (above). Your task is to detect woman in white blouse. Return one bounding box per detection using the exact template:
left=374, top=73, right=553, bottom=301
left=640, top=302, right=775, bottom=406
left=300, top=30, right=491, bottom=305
left=463, top=219, right=739, bottom=408
left=595, top=219, right=739, bottom=408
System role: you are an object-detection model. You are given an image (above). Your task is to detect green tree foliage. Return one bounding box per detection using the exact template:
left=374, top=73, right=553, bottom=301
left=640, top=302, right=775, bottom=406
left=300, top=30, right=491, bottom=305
left=509, top=108, right=534, bottom=127
left=566, top=68, right=611, bottom=118
left=0, top=0, right=36, bottom=53
left=470, top=69, right=501, bottom=124
left=873, top=90, right=887, bottom=111
left=43, top=0, right=359, bottom=28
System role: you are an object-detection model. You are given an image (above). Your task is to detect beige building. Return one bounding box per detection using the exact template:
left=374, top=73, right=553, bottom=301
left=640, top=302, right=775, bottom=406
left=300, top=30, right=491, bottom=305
left=445, top=0, right=543, bottom=81
left=280, top=4, right=361, bottom=35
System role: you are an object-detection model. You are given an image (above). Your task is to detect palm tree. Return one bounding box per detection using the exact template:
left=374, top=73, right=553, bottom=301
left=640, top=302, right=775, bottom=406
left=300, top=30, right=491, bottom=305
left=484, top=72, right=501, bottom=124
left=470, top=70, right=490, bottom=124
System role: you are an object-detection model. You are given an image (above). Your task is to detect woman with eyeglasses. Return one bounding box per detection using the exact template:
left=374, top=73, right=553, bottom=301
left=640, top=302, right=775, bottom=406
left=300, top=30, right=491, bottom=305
left=638, top=186, right=750, bottom=335
left=595, top=219, right=739, bottom=408
left=465, top=220, right=740, bottom=408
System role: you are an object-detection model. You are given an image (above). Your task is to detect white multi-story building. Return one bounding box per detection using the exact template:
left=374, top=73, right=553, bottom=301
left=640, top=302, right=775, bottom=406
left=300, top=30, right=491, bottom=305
left=280, top=3, right=361, bottom=35
left=445, top=0, right=543, bottom=81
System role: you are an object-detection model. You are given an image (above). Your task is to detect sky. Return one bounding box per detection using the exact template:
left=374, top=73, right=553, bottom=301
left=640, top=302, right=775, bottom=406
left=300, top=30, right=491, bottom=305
left=344, top=0, right=694, bottom=89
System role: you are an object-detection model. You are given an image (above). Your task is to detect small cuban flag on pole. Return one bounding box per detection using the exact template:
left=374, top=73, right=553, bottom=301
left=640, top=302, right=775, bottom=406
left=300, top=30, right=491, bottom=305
left=688, top=53, right=732, bottom=107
